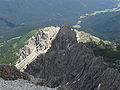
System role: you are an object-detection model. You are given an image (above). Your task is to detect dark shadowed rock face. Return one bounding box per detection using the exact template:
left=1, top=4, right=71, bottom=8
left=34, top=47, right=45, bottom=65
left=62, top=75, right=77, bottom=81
left=48, top=25, right=77, bottom=51
left=0, top=64, right=30, bottom=80
left=25, top=25, right=120, bottom=90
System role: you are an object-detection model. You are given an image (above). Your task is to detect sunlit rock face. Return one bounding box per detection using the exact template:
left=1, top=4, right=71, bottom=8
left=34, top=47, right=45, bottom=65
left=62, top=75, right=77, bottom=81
left=15, top=26, right=60, bottom=71
left=25, top=25, right=120, bottom=90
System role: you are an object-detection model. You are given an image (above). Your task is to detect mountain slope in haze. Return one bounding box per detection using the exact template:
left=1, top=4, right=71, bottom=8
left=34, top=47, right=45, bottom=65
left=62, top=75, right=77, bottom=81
left=24, top=25, right=120, bottom=90
left=80, top=11, right=120, bottom=41
left=0, top=0, right=119, bottom=42
left=1, top=0, right=118, bottom=19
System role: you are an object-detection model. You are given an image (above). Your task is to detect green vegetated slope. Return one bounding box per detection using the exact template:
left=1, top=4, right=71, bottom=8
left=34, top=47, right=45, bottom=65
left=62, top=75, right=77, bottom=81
left=76, top=30, right=120, bottom=63
left=93, top=43, right=120, bottom=63
left=80, top=11, right=120, bottom=42
left=0, top=30, right=38, bottom=64
left=0, top=15, right=78, bottom=42
left=0, top=0, right=118, bottom=42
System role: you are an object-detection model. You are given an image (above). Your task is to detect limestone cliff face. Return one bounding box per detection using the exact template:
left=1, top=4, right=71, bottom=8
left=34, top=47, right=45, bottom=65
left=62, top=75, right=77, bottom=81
left=15, top=26, right=60, bottom=71
left=24, top=25, right=120, bottom=90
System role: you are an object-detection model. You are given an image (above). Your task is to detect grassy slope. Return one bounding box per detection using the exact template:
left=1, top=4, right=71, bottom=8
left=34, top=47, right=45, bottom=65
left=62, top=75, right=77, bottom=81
left=0, top=0, right=118, bottom=42
left=0, top=30, right=38, bottom=65
left=94, top=46, right=120, bottom=62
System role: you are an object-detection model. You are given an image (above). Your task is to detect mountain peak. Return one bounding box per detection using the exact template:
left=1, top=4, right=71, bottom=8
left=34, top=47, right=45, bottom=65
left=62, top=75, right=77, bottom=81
left=15, top=25, right=116, bottom=71
left=0, top=25, right=120, bottom=90
left=23, top=26, right=120, bottom=90
left=60, top=24, right=71, bottom=30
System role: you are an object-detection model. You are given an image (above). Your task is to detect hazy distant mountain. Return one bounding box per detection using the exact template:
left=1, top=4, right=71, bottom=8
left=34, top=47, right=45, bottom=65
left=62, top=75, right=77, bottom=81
left=0, top=0, right=118, bottom=22
left=0, top=0, right=119, bottom=42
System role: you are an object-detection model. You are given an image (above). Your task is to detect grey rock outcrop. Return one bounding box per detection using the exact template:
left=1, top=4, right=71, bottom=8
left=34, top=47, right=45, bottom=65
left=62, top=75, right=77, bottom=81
left=0, top=78, right=57, bottom=90
left=0, top=65, right=58, bottom=90
left=25, top=25, right=120, bottom=90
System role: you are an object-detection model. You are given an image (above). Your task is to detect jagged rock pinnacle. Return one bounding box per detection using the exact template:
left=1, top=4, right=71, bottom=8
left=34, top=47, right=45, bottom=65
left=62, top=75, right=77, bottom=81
left=24, top=25, right=120, bottom=90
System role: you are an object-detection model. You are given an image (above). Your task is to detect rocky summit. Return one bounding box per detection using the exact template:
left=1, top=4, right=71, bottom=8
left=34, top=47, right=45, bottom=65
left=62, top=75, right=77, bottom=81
left=16, top=25, right=115, bottom=71
left=24, top=25, right=120, bottom=90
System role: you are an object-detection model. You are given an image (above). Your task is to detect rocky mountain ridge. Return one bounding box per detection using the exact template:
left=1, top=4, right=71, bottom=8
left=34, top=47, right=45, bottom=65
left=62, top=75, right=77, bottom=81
left=24, top=25, right=120, bottom=90
left=0, top=25, right=120, bottom=90
left=16, top=25, right=116, bottom=71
